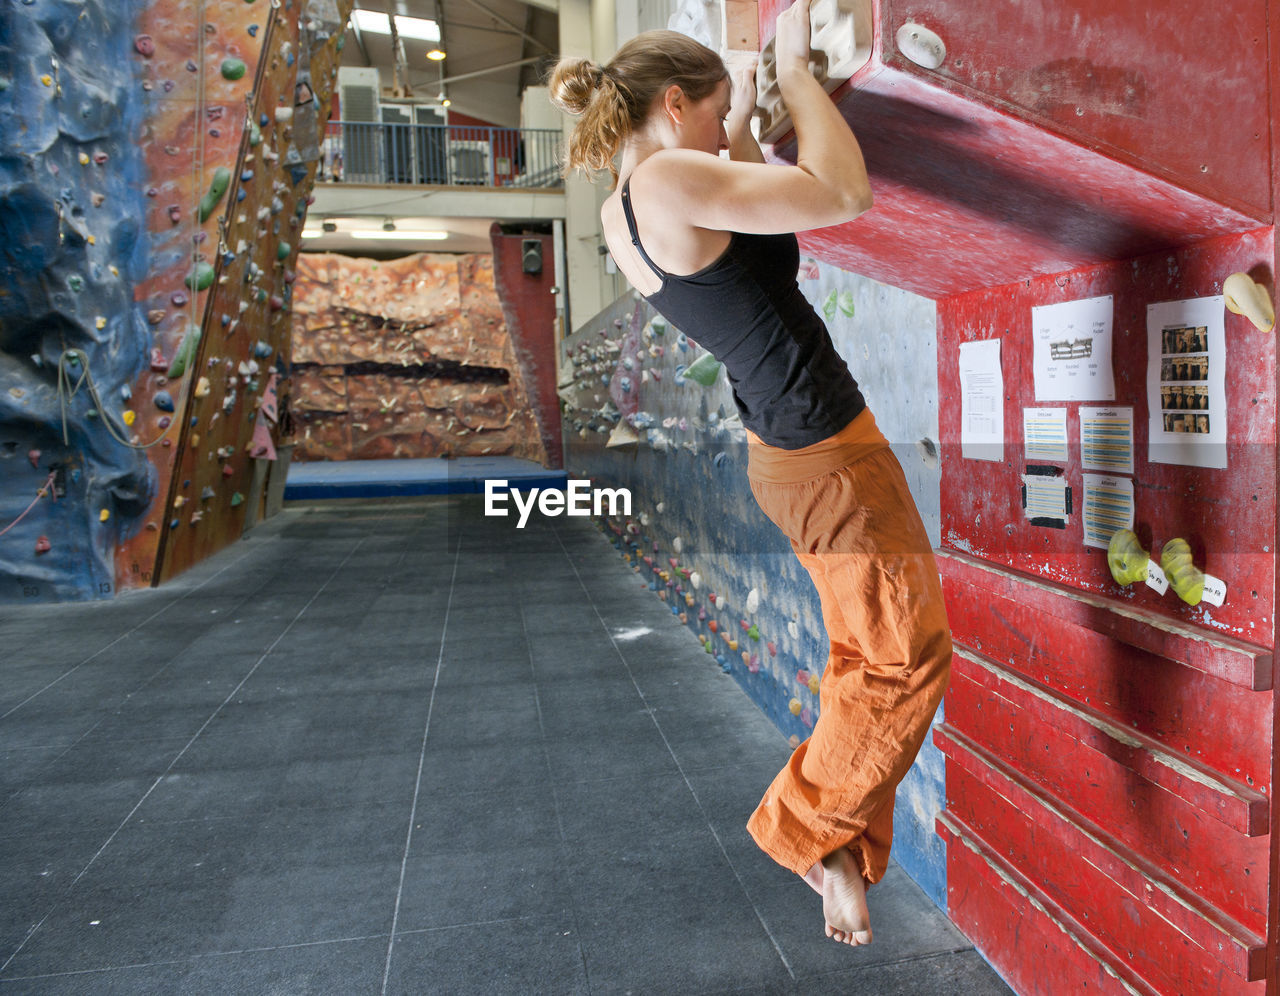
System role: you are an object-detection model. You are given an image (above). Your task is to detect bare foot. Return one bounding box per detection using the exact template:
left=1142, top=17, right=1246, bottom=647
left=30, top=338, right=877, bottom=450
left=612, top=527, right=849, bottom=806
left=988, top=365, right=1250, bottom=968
left=820, top=847, right=872, bottom=945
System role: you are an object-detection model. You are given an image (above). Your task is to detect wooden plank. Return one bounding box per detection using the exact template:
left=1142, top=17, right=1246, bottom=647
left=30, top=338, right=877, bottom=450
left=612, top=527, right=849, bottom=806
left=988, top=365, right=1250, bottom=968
left=938, top=811, right=1160, bottom=996
left=941, top=563, right=1273, bottom=794
left=940, top=549, right=1274, bottom=690
left=943, top=662, right=1270, bottom=933
left=938, top=727, right=1269, bottom=986
left=953, top=646, right=1268, bottom=835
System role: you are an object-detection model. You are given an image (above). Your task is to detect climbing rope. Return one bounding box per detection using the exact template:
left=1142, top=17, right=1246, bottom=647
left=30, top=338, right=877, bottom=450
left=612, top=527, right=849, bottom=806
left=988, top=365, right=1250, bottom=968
left=55, top=348, right=178, bottom=450
left=0, top=472, right=58, bottom=538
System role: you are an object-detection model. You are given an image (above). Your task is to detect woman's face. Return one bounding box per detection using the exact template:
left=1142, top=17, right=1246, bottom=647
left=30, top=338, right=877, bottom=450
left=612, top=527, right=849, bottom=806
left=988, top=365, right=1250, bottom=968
left=678, top=77, right=732, bottom=156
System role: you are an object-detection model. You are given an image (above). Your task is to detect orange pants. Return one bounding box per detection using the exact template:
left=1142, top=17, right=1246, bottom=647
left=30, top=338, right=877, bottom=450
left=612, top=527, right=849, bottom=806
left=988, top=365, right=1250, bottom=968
left=744, top=408, right=952, bottom=883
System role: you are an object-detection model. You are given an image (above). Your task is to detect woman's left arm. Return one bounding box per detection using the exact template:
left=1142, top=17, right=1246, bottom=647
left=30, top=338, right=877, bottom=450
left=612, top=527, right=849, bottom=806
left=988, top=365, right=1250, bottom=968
left=726, top=61, right=764, bottom=164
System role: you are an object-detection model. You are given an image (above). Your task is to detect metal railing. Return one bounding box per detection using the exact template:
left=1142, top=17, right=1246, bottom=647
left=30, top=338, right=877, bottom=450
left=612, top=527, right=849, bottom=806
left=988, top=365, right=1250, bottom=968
left=320, top=121, right=563, bottom=189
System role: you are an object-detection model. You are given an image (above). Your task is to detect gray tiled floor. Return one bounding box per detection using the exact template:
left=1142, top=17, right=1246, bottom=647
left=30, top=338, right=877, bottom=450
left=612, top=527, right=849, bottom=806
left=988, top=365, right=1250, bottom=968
left=0, top=497, right=1013, bottom=995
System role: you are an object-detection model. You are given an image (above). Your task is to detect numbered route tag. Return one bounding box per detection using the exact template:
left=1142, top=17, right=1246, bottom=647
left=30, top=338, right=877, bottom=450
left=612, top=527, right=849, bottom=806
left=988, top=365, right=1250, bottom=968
left=1145, top=560, right=1169, bottom=596
left=1201, top=574, right=1227, bottom=607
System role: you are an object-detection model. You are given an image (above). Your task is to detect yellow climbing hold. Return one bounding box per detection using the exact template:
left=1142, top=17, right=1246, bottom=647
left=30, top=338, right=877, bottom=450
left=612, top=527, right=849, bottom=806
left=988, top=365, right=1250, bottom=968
left=174, top=495, right=187, bottom=509
left=122, top=409, right=136, bottom=426
left=99, top=508, right=109, bottom=522
left=41, top=74, right=53, bottom=87
left=195, top=376, right=210, bottom=398
left=78, top=151, right=89, bottom=164
left=789, top=698, right=803, bottom=716
left=808, top=674, right=820, bottom=695
left=95, top=317, right=106, bottom=329
left=1107, top=529, right=1148, bottom=587
left=1161, top=538, right=1205, bottom=606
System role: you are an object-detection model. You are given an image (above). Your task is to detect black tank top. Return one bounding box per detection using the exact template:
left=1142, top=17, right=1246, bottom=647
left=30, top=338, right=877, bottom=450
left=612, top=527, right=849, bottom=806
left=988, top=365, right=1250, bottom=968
left=621, top=177, right=865, bottom=449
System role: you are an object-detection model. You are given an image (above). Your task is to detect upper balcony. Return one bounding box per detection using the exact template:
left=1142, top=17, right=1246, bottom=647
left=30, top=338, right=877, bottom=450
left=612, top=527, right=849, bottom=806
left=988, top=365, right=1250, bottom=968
left=309, top=121, right=568, bottom=252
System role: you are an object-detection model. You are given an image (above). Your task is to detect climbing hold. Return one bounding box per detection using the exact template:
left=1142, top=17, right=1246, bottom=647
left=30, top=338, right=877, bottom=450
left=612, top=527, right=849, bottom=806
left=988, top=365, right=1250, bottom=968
left=34, top=535, right=50, bottom=555
left=198, top=167, right=232, bottom=223
left=277, top=241, right=291, bottom=260
left=220, top=58, right=247, bottom=80
left=275, top=105, right=293, bottom=123
left=1107, top=529, right=1149, bottom=587
left=149, top=348, right=167, bottom=370
left=122, top=409, right=136, bottom=426
left=231, top=492, right=244, bottom=507
left=67, top=275, right=83, bottom=292
left=99, top=508, right=110, bottom=522
left=747, top=624, right=760, bottom=641
left=1161, top=538, right=1204, bottom=606
left=201, top=486, right=215, bottom=500
left=746, top=588, right=759, bottom=613
left=1223, top=272, right=1276, bottom=333
left=134, top=34, right=155, bottom=56
left=789, top=698, right=803, bottom=717
left=683, top=352, right=722, bottom=386
left=808, top=674, right=820, bottom=694
left=166, top=325, right=201, bottom=378
left=153, top=392, right=174, bottom=412
left=767, top=641, right=777, bottom=657
left=185, top=261, right=215, bottom=292
left=27, top=449, right=40, bottom=468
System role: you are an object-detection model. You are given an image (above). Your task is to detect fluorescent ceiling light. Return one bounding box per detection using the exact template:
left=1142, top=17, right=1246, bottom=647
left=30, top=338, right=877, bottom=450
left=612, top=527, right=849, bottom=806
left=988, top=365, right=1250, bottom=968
left=350, top=9, right=440, bottom=42
left=350, top=229, right=449, bottom=240
left=302, top=229, right=323, bottom=238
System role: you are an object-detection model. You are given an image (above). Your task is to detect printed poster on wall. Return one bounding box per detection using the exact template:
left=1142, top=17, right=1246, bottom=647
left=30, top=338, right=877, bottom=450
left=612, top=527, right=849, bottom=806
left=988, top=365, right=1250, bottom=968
left=1146, top=297, right=1227, bottom=469
left=1031, top=295, right=1116, bottom=401
left=959, top=338, right=1004, bottom=462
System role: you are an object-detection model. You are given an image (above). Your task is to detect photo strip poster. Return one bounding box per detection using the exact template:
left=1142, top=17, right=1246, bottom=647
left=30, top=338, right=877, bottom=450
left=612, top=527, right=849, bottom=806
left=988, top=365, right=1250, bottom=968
left=1146, top=297, right=1227, bottom=469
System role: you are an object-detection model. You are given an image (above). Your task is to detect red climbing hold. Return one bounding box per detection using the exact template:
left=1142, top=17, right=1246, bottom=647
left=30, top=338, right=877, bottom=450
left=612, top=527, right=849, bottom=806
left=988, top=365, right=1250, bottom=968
left=34, top=535, right=51, bottom=554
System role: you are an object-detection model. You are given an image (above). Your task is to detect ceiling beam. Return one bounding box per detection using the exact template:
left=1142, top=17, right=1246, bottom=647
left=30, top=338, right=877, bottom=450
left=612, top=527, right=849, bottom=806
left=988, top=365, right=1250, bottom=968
left=410, top=54, right=542, bottom=88
left=457, top=0, right=552, bottom=53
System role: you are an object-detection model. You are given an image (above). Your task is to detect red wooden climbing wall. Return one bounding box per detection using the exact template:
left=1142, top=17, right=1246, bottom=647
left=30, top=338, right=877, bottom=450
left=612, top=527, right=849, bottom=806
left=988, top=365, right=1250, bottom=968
left=751, top=0, right=1280, bottom=992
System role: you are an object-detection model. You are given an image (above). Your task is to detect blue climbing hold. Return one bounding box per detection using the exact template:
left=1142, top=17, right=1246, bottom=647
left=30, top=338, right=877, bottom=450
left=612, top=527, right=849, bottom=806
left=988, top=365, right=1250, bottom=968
left=154, top=391, right=174, bottom=412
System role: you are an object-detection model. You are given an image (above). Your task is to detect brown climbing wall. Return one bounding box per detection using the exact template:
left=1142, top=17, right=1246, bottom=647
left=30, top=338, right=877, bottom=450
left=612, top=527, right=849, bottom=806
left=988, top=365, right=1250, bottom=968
left=113, top=0, right=352, bottom=587
left=290, top=252, right=547, bottom=463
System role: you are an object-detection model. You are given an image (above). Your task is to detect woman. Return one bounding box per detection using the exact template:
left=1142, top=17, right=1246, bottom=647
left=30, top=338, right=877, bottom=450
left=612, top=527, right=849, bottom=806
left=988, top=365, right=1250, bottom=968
left=550, top=0, right=951, bottom=947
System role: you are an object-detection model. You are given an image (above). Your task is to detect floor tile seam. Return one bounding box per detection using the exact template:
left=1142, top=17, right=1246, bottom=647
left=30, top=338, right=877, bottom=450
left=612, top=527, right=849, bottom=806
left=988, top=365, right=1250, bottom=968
left=0, top=545, right=376, bottom=821
left=0, top=536, right=375, bottom=978
left=549, top=517, right=798, bottom=983
left=378, top=517, right=462, bottom=996
left=0, top=930, right=395, bottom=983
left=787, top=944, right=980, bottom=983
left=0, top=536, right=282, bottom=725
left=515, top=581, right=595, bottom=994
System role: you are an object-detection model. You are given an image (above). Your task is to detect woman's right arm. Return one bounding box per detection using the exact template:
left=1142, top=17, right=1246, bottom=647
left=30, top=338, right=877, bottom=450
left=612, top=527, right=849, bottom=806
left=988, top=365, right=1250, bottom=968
left=645, top=0, right=872, bottom=235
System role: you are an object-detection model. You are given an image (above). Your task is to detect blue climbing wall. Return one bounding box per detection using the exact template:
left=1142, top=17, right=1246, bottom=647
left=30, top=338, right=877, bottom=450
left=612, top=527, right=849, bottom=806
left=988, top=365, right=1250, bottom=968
left=561, top=256, right=950, bottom=907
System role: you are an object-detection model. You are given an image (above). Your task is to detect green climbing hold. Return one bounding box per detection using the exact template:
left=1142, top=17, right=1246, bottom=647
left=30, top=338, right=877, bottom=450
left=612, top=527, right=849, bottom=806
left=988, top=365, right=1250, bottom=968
left=67, top=275, right=83, bottom=292
left=822, top=289, right=839, bottom=321
left=185, top=260, right=215, bottom=291
left=683, top=351, right=722, bottom=387
left=198, top=166, right=231, bottom=222
left=838, top=289, right=855, bottom=317
left=747, top=624, right=760, bottom=641
left=166, top=325, right=201, bottom=379
left=249, top=121, right=262, bottom=147
left=220, top=58, right=247, bottom=81
left=231, top=492, right=245, bottom=507
left=276, top=241, right=291, bottom=260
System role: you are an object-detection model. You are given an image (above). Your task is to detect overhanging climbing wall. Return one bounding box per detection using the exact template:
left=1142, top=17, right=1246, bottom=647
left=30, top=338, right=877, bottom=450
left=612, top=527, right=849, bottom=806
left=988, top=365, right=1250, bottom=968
left=0, top=0, right=352, bottom=602
left=289, top=251, right=548, bottom=463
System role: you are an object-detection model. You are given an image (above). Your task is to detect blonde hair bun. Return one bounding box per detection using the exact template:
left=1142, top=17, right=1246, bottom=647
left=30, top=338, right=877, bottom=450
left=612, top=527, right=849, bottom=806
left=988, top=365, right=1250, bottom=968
left=549, top=57, right=603, bottom=116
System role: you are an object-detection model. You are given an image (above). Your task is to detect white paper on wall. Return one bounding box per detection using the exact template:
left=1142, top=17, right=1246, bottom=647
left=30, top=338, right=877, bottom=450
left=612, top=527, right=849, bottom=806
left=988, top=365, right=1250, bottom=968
left=1032, top=295, right=1116, bottom=402
left=960, top=338, right=1003, bottom=462
left=1146, top=297, right=1228, bottom=469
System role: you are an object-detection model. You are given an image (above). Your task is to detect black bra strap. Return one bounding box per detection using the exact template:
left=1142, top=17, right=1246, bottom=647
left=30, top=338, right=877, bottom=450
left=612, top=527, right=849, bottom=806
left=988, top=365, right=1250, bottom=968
left=620, top=177, right=665, bottom=280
